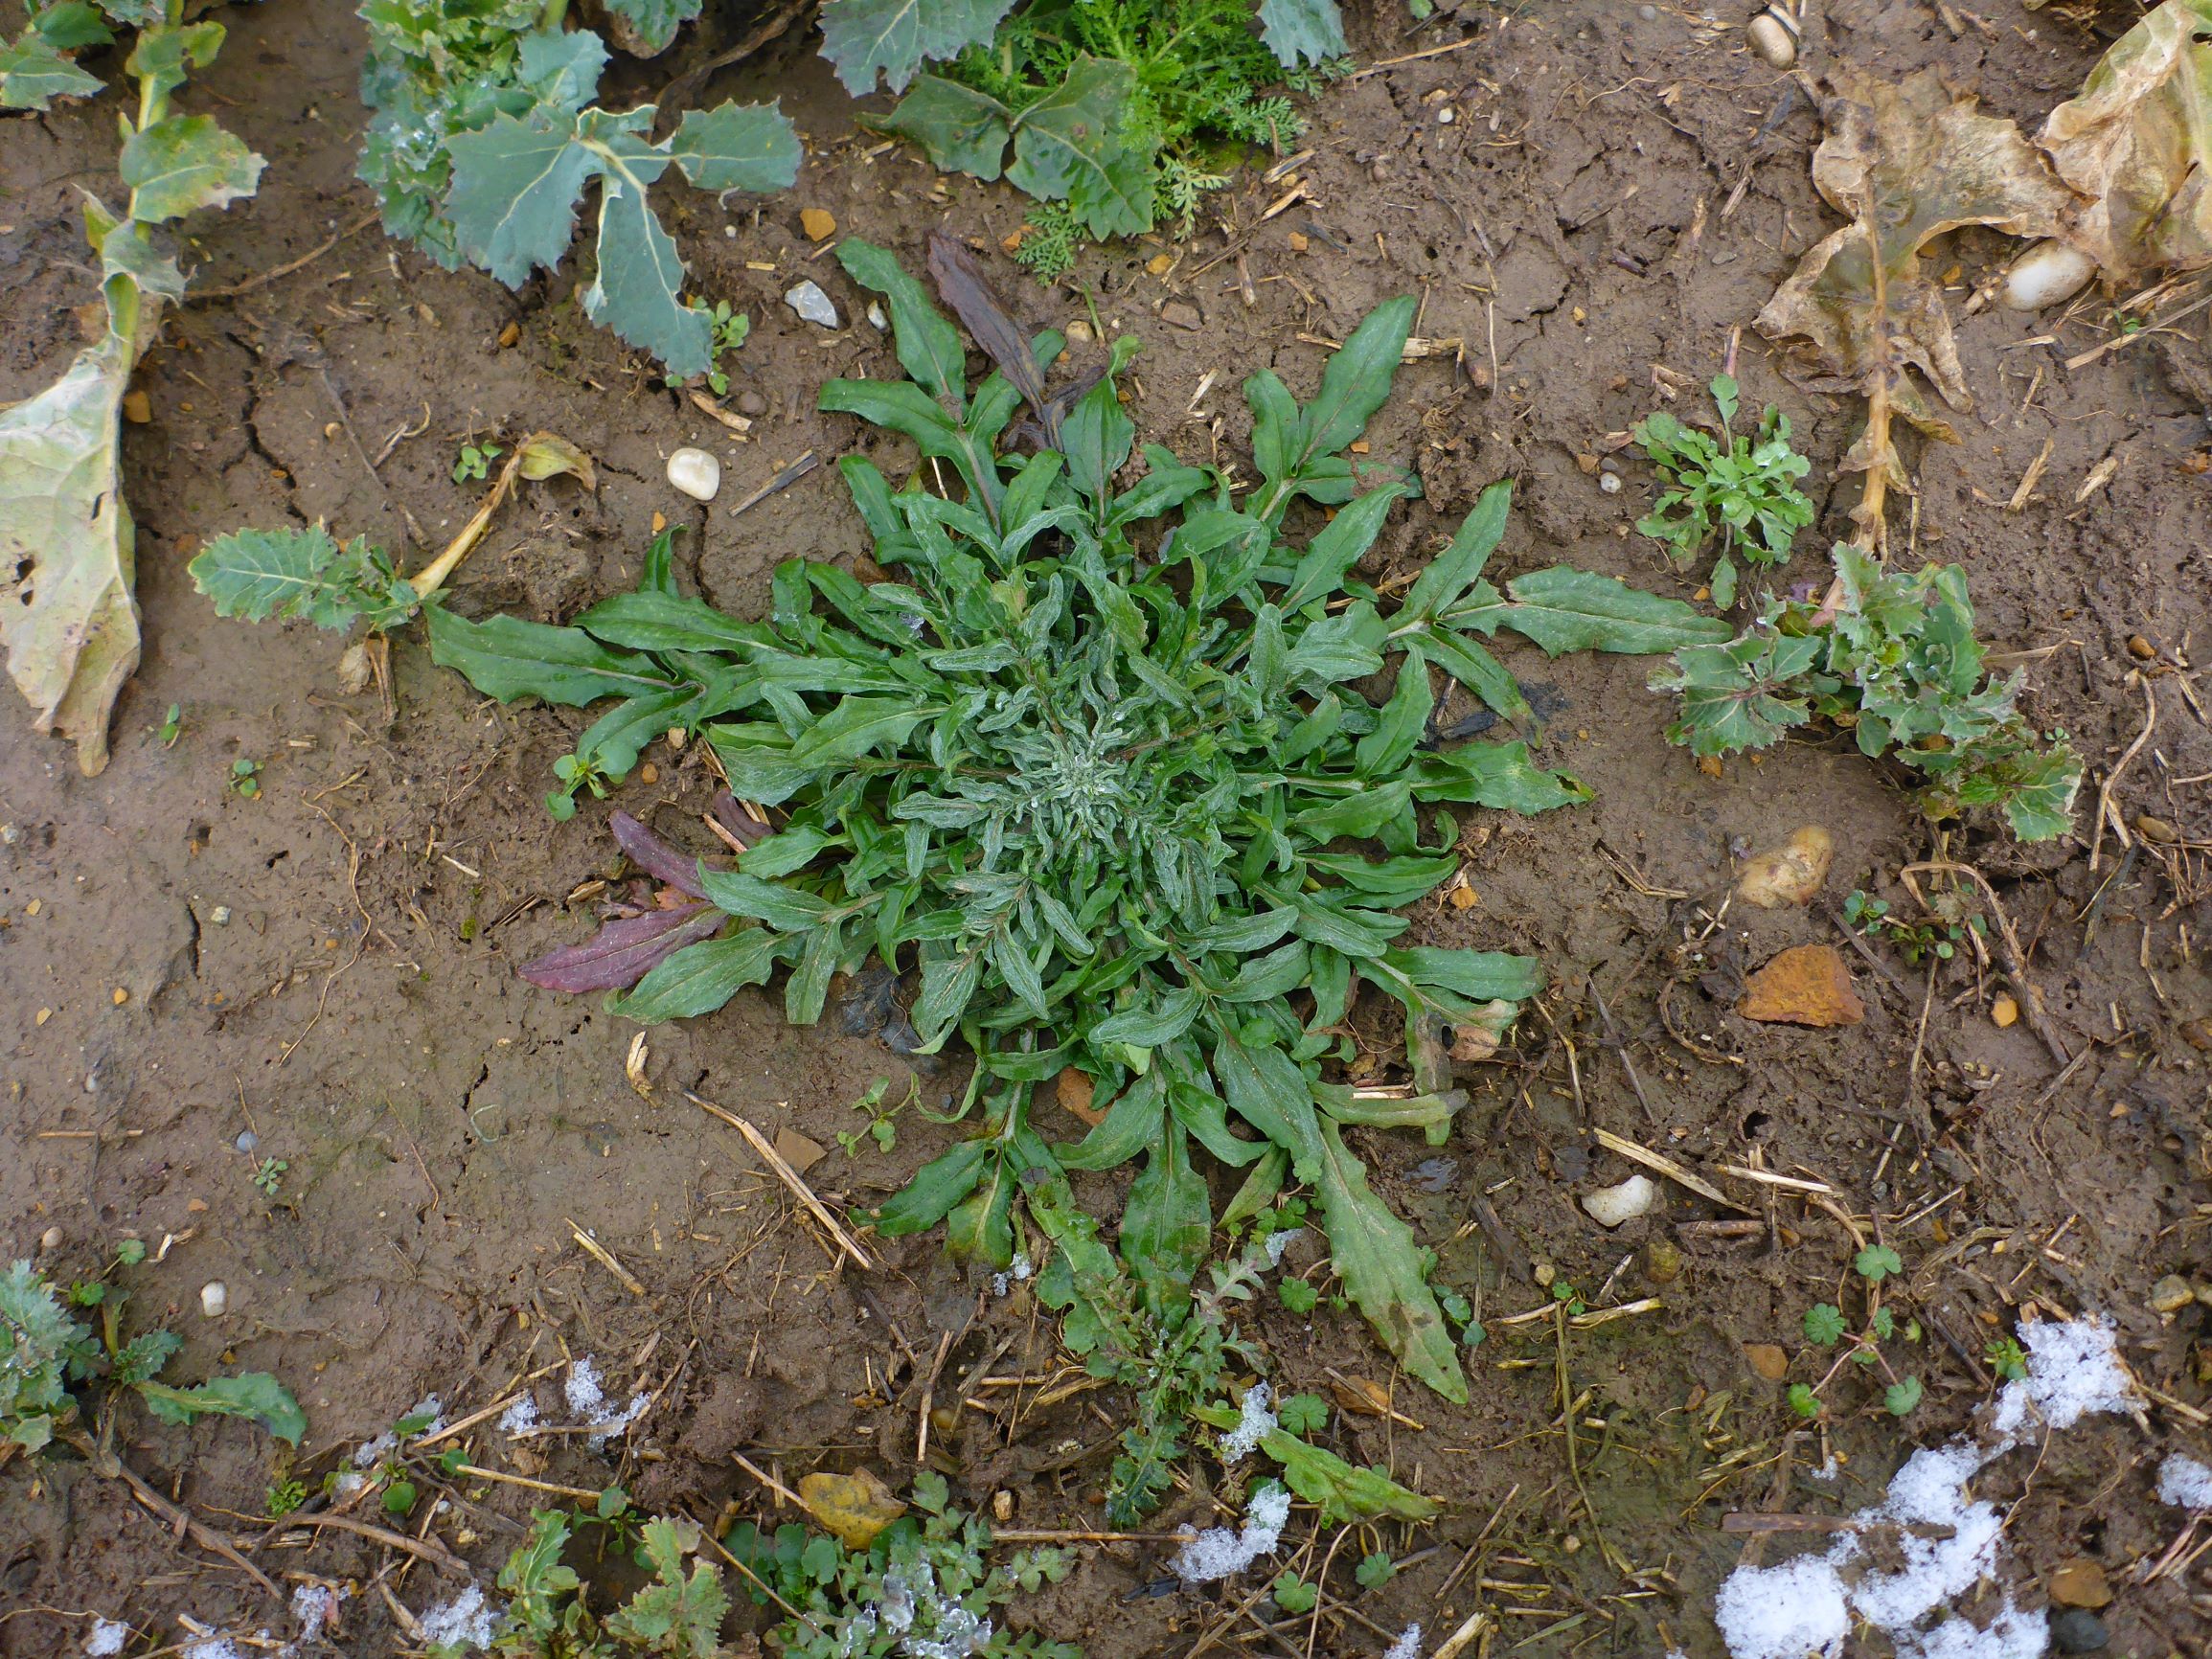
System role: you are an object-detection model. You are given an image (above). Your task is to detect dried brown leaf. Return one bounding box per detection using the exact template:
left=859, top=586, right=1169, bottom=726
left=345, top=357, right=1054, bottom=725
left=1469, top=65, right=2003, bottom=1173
left=1757, top=70, right=2072, bottom=413
left=2040, top=0, right=2212, bottom=283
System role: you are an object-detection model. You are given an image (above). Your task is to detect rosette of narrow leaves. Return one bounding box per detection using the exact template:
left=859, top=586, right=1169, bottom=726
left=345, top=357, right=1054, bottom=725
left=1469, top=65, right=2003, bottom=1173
left=1652, top=543, right=2082, bottom=840
left=429, top=241, right=1724, bottom=1402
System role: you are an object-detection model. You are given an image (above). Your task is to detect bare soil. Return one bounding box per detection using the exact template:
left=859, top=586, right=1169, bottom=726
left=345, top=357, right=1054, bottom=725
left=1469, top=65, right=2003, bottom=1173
left=4, top=1, right=2210, bottom=1654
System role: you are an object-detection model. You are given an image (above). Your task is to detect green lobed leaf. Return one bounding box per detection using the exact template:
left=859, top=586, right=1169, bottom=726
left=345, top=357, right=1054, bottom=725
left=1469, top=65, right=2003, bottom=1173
left=0, top=30, right=103, bottom=109
left=817, top=0, right=1015, bottom=96
left=118, top=114, right=265, bottom=223
left=1258, top=0, right=1348, bottom=70
left=1006, top=56, right=1153, bottom=238
left=445, top=110, right=598, bottom=286
left=599, top=0, right=700, bottom=55
left=877, top=75, right=1013, bottom=180
left=668, top=100, right=802, bottom=195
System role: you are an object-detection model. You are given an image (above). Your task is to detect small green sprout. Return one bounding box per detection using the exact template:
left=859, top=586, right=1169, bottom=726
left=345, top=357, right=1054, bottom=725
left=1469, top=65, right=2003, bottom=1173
left=1271, top=1572, right=1318, bottom=1614
left=229, top=758, right=262, bottom=799
left=251, top=1158, right=287, bottom=1198
left=452, top=441, right=502, bottom=484
left=1632, top=373, right=1813, bottom=607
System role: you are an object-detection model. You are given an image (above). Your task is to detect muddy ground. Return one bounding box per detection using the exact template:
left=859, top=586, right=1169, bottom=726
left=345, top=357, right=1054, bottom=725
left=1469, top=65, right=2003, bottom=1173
left=4, top=0, right=2211, bottom=1653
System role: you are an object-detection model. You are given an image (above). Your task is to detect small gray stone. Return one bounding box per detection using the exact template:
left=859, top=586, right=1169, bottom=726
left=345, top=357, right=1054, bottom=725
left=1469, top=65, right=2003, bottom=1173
left=2051, top=1610, right=2108, bottom=1653
left=785, top=280, right=840, bottom=329
left=737, top=391, right=767, bottom=417
left=1159, top=300, right=1203, bottom=331
left=236, top=1130, right=259, bottom=1154
left=210, top=904, right=231, bottom=925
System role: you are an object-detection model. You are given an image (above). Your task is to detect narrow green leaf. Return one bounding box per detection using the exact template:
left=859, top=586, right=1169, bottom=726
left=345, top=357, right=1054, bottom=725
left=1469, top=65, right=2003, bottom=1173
left=1492, top=566, right=1733, bottom=656
left=1119, top=1120, right=1211, bottom=1318
left=1402, top=480, right=1512, bottom=622
left=608, top=929, right=783, bottom=1023
left=1311, top=1116, right=1465, bottom=1403
left=426, top=608, right=677, bottom=705
left=838, top=237, right=969, bottom=412
left=1090, top=985, right=1204, bottom=1048
left=696, top=869, right=830, bottom=932
left=872, top=1138, right=991, bottom=1234
left=137, top=1374, right=306, bottom=1443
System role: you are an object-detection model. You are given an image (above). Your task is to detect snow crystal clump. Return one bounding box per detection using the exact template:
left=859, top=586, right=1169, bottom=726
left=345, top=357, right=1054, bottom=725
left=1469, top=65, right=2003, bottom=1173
left=1264, top=1228, right=1304, bottom=1267
left=1218, top=1383, right=1276, bottom=1465
left=83, top=1620, right=130, bottom=1657
left=1174, top=1484, right=1293, bottom=1581
left=1717, top=1313, right=2142, bottom=1659
left=2159, top=1453, right=2212, bottom=1511
left=1715, top=1557, right=1851, bottom=1659
left=498, top=1394, right=539, bottom=1435
left=289, top=1582, right=348, bottom=1648
left=418, top=1585, right=498, bottom=1652
left=1989, top=1314, right=2135, bottom=1439
left=565, top=1356, right=650, bottom=1447
left=1382, top=1623, right=1424, bottom=1659
left=1841, top=1443, right=2005, bottom=1633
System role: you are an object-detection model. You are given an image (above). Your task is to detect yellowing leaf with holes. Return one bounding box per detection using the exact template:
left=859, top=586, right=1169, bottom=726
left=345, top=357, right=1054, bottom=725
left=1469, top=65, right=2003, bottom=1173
left=2039, top=0, right=2212, bottom=282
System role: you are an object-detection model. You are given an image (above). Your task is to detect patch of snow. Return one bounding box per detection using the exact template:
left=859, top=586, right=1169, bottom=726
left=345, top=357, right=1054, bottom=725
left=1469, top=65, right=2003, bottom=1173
left=1909, top=1599, right=2045, bottom=1659
left=1218, top=1382, right=1276, bottom=1465
left=331, top=1470, right=369, bottom=1499
left=351, top=1431, right=396, bottom=1468
left=182, top=1637, right=260, bottom=1659
left=1264, top=1228, right=1304, bottom=1267
left=2159, top=1453, right=2212, bottom=1511
left=1715, top=1557, right=1851, bottom=1659
left=1174, top=1484, right=1293, bottom=1582
left=417, top=1585, right=499, bottom=1652
left=498, top=1394, right=539, bottom=1436
left=1382, top=1623, right=1424, bottom=1659
left=1716, top=1312, right=2142, bottom=1659
left=289, top=1582, right=348, bottom=1647
left=565, top=1356, right=650, bottom=1448
left=1989, top=1314, right=2135, bottom=1439
left=83, top=1619, right=130, bottom=1657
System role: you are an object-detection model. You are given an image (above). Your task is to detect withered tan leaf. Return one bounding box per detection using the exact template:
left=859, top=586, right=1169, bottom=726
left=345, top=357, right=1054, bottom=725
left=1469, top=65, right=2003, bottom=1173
left=1757, top=70, right=2072, bottom=413
left=2039, top=0, right=2212, bottom=283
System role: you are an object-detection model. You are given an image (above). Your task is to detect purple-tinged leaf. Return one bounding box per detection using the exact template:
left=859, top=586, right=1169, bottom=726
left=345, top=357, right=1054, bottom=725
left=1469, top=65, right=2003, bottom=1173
left=927, top=230, right=1050, bottom=420
left=519, top=901, right=723, bottom=992
left=610, top=811, right=711, bottom=898
left=710, top=791, right=773, bottom=848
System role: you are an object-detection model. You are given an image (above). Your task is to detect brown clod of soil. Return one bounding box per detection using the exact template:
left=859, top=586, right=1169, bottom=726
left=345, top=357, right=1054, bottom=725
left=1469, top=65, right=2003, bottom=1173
left=1744, top=1343, right=1790, bottom=1381
left=1739, top=945, right=1866, bottom=1028
left=2048, top=1558, right=2114, bottom=1609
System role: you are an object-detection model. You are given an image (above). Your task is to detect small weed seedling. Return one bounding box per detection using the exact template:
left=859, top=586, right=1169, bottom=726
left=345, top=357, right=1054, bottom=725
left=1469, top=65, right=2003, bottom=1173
left=1842, top=889, right=1984, bottom=966
left=724, top=1470, right=1079, bottom=1659
left=228, top=758, right=261, bottom=799
left=698, top=302, right=751, bottom=397
left=250, top=1157, right=287, bottom=1199
left=1985, top=1335, right=2028, bottom=1382
left=451, top=441, right=502, bottom=485
left=265, top=1476, right=308, bottom=1517
left=1356, top=1551, right=1398, bottom=1589
left=1632, top=374, right=1814, bottom=608
left=1271, top=1571, right=1318, bottom=1614
left=156, top=703, right=182, bottom=747
left=1789, top=1244, right=1924, bottom=1420
left=835, top=1075, right=917, bottom=1158
left=1654, top=543, right=2083, bottom=840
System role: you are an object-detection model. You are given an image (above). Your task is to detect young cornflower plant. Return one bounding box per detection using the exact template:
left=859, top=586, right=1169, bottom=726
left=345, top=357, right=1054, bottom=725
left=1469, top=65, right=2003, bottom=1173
left=432, top=235, right=1725, bottom=1408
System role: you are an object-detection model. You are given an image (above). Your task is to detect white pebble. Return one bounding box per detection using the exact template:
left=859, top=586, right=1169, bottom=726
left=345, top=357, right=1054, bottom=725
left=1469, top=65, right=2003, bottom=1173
left=1437, top=105, right=1455, bottom=125
left=1598, top=471, right=1623, bottom=494
left=1582, top=1173, right=1657, bottom=1228
left=1999, top=239, right=2098, bottom=311
left=1746, top=11, right=1797, bottom=68
left=39, top=1225, right=62, bottom=1252
left=666, top=447, right=720, bottom=503
left=200, top=1281, right=229, bottom=1318
left=785, top=280, right=840, bottom=329
left=866, top=301, right=887, bottom=331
